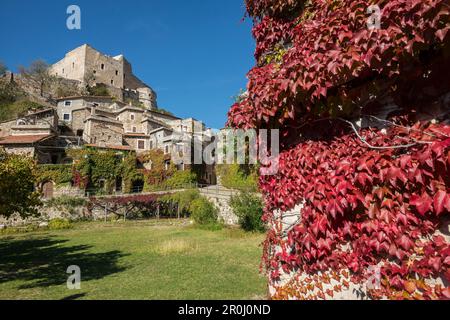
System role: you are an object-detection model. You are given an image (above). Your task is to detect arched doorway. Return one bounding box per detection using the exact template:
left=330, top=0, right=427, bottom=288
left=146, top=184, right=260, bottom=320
left=42, top=181, right=54, bottom=199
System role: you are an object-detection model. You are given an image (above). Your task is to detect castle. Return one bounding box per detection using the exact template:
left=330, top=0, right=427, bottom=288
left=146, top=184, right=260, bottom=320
left=50, top=44, right=157, bottom=110
left=0, top=45, right=216, bottom=185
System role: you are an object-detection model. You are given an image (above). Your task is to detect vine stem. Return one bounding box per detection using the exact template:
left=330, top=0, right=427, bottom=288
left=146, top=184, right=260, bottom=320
left=337, top=118, right=421, bottom=150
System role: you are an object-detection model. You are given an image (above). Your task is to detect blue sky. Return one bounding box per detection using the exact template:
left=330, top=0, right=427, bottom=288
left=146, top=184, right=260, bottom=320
left=0, top=0, right=255, bottom=129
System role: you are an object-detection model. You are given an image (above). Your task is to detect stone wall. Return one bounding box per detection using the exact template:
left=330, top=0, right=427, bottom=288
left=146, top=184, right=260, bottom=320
left=84, top=45, right=125, bottom=88
left=0, top=119, right=17, bottom=137
left=199, top=185, right=240, bottom=225
left=123, top=136, right=148, bottom=153
left=84, top=117, right=123, bottom=146
left=1, top=145, right=35, bottom=157
left=117, top=108, right=145, bottom=133
left=50, top=45, right=87, bottom=82
left=71, top=108, right=90, bottom=133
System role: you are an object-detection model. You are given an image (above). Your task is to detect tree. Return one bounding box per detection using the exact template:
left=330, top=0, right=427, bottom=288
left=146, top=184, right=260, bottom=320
left=83, top=70, right=96, bottom=94
left=0, top=150, right=41, bottom=218
left=0, top=61, right=7, bottom=77
left=20, top=59, right=53, bottom=97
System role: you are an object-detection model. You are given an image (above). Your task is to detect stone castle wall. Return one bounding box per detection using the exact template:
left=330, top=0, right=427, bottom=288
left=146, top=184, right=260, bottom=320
left=50, top=45, right=87, bottom=82
left=50, top=45, right=157, bottom=109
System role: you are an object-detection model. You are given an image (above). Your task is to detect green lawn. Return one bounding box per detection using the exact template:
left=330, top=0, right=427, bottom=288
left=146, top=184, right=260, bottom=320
left=0, top=220, right=267, bottom=300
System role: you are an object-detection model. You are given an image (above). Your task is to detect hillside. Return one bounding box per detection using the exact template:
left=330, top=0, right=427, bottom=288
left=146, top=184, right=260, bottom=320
left=0, top=70, right=93, bottom=122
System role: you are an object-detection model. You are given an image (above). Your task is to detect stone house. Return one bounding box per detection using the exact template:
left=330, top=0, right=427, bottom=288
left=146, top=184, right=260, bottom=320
left=55, top=95, right=216, bottom=184
left=0, top=108, right=69, bottom=164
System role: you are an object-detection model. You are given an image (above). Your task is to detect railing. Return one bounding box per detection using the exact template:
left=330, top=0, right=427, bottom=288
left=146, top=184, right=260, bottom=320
left=48, top=183, right=253, bottom=200
left=79, top=182, right=202, bottom=198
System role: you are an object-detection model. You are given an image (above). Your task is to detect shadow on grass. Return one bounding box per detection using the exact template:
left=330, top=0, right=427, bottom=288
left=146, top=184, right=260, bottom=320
left=0, top=236, right=128, bottom=289
left=61, top=293, right=87, bottom=300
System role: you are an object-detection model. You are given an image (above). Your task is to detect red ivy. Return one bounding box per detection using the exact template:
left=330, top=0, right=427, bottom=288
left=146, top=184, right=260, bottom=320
left=228, top=0, right=450, bottom=300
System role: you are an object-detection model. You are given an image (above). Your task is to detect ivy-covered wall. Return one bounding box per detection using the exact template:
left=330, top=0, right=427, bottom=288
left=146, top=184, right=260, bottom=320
left=36, top=164, right=73, bottom=186
left=227, top=0, right=450, bottom=300
left=62, top=148, right=198, bottom=194
left=68, top=148, right=143, bottom=193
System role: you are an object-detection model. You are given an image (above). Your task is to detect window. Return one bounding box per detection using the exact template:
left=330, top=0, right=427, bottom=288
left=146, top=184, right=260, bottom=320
left=111, top=79, right=114, bottom=85
left=64, top=101, right=72, bottom=107
left=115, top=70, right=119, bottom=76
left=132, top=127, right=137, bottom=133
left=130, top=113, right=135, bottom=120
left=62, top=68, right=64, bottom=74
left=63, top=113, right=71, bottom=121
left=138, top=140, right=145, bottom=150
left=76, top=130, right=83, bottom=137
left=72, top=62, right=75, bottom=69
left=164, top=145, right=169, bottom=154
left=164, top=160, right=170, bottom=171
left=101, top=64, right=105, bottom=70
left=93, top=70, right=96, bottom=74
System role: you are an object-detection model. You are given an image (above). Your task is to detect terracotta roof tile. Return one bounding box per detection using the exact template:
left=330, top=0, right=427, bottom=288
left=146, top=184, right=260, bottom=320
left=0, top=134, right=52, bottom=145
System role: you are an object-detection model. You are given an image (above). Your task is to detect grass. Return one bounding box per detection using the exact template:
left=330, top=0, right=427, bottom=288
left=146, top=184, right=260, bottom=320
left=0, top=220, right=267, bottom=300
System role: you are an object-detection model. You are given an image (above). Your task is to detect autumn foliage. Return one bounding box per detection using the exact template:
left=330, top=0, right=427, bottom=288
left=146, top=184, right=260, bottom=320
left=227, top=0, right=450, bottom=299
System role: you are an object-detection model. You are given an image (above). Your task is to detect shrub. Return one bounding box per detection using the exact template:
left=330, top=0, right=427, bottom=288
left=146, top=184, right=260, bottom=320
left=230, top=192, right=265, bottom=232
left=189, top=196, right=218, bottom=225
left=161, top=189, right=200, bottom=217
left=163, top=170, right=197, bottom=189
left=0, top=99, right=45, bottom=122
left=88, top=84, right=110, bottom=97
left=48, top=218, right=73, bottom=230
left=216, top=164, right=258, bottom=191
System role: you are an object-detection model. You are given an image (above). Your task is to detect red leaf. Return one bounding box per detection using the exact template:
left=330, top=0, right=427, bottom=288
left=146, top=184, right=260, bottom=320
left=327, top=199, right=344, bottom=219
left=410, top=193, right=433, bottom=216
left=357, top=172, right=373, bottom=186
left=429, top=257, right=442, bottom=272
left=443, top=288, right=450, bottom=299
left=397, top=235, right=414, bottom=251
left=382, top=198, right=395, bottom=210
left=433, top=190, right=448, bottom=216
left=368, top=203, right=380, bottom=219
